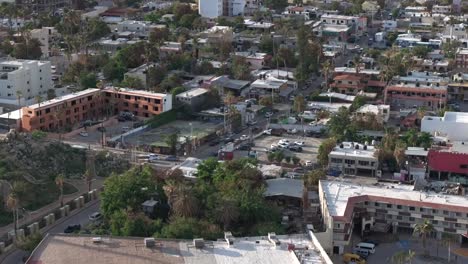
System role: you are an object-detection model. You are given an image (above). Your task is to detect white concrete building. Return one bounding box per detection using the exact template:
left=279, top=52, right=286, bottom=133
left=229, top=0, right=245, bottom=16
left=0, top=60, right=52, bottom=106
left=355, top=104, right=390, bottom=123
left=30, top=27, right=57, bottom=58
left=328, top=142, right=378, bottom=177
left=421, top=112, right=468, bottom=141
left=199, top=0, right=223, bottom=18
left=115, top=20, right=159, bottom=37
left=433, top=5, right=452, bottom=14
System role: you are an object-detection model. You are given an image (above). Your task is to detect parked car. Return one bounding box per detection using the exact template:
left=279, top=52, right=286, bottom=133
left=278, top=142, right=289, bottom=149
left=293, top=167, right=306, bottom=174
left=270, top=144, right=279, bottom=151
left=278, top=139, right=290, bottom=144
left=343, top=253, right=366, bottom=264
left=304, top=160, right=313, bottom=167
left=89, top=212, right=102, bottom=222
left=288, top=145, right=303, bottom=152
left=165, top=155, right=178, bottom=161
left=240, top=135, right=249, bottom=141
left=265, top=112, right=273, bottom=118
left=121, top=126, right=130, bottom=132
left=223, top=137, right=234, bottom=143
left=263, top=129, right=272, bottom=135
left=237, top=144, right=251, bottom=151
left=148, top=154, right=159, bottom=162
left=287, top=128, right=298, bottom=134
left=294, top=141, right=305, bottom=146
left=209, top=139, right=220, bottom=146
left=79, top=131, right=88, bottom=137
left=64, top=224, right=81, bottom=233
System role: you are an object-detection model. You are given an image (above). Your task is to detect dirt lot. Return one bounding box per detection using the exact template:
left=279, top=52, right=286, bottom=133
left=251, top=134, right=323, bottom=165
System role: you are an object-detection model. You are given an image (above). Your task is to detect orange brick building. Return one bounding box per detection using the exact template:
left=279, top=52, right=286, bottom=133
left=20, top=87, right=172, bottom=132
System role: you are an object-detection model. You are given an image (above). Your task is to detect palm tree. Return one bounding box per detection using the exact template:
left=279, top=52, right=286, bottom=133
left=215, top=197, right=239, bottom=230
left=35, top=95, right=43, bottom=108
left=171, top=184, right=198, bottom=218
left=413, top=220, right=435, bottom=256
left=55, top=174, right=65, bottom=207
left=6, top=192, right=18, bottom=238
left=393, top=141, right=407, bottom=169
left=321, top=60, right=331, bottom=91
left=352, top=56, right=363, bottom=74
left=392, top=250, right=415, bottom=264
left=85, top=152, right=96, bottom=192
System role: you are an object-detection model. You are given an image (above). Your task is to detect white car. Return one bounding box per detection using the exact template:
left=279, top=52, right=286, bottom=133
left=265, top=112, right=273, bottom=118
left=288, top=128, right=298, bottom=134
left=270, top=144, right=279, bottom=150
left=279, top=139, right=290, bottom=144
left=263, top=129, right=272, bottom=135
left=294, top=141, right=305, bottom=146
left=122, top=126, right=130, bottom=132
left=148, top=154, right=159, bottom=161
left=304, top=160, right=313, bottom=167
left=240, top=135, right=249, bottom=141
left=79, top=131, right=88, bottom=137
left=89, top=212, right=102, bottom=222
left=278, top=142, right=289, bottom=148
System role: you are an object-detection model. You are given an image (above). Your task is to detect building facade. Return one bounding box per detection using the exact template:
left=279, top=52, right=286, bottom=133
left=199, top=0, right=223, bottom=18
left=455, top=48, right=468, bottom=69
left=385, top=85, right=447, bottom=110
left=20, top=87, right=172, bottom=132
left=319, top=180, right=468, bottom=255
left=175, top=88, right=209, bottom=111
left=421, top=112, right=468, bottom=141
left=0, top=60, right=52, bottom=105
left=30, top=27, right=57, bottom=58
left=328, top=142, right=378, bottom=177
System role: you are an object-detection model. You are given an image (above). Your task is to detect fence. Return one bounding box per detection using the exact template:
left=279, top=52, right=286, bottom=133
left=0, top=188, right=100, bottom=256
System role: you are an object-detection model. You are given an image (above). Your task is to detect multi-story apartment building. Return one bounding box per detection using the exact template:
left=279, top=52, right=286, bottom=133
left=0, top=60, right=52, bottom=105
left=421, top=112, right=468, bottom=141
left=455, top=48, right=468, bottom=69
left=30, top=27, right=58, bottom=58
left=115, top=20, right=160, bottom=38
left=16, top=0, right=71, bottom=12
left=21, top=88, right=102, bottom=131
left=319, top=14, right=367, bottom=37
left=199, top=0, right=223, bottom=18
left=20, top=87, right=172, bottom=132
left=319, top=180, right=468, bottom=255
left=385, top=72, right=449, bottom=110
left=432, top=5, right=452, bottom=14
left=328, top=142, right=378, bottom=177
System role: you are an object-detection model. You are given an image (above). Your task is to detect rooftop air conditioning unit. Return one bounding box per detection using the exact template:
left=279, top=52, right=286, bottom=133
left=194, top=238, right=205, bottom=249
left=92, top=237, right=102, bottom=243
left=144, top=237, right=155, bottom=248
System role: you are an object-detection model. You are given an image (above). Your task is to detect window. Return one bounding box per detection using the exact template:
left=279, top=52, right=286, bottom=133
left=420, top=208, right=425, bottom=212
left=433, top=209, right=438, bottom=214
left=345, top=159, right=355, bottom=165
left=409, top=207, right=415, bottom=211
left=154, top=99, right=161, bottom=104
left=397, top=216, right=402, bottom=220
left=331, top=158, right=343, bottom=163
left=443, top=210, right=449, bottom=215
left=397, top=205, right=402, bottom=209
left=374, top=202, right=380, bottom=207
left=456, top=212, right=461, bottom=217
left=460, top=164, right=468, bottom=169
left=387, top=204, right=392, bottom=208
left=358, top=161, right=369, bottom=166
left=364, top=201, right=369, bottom=205
left=143, top=105, right=148, bottom=110
left=125, top=95, right=131, bottom=99
left=123, top=102, right=129, bottom=107
left=153, top=106, right=159, bottom=111
left=433, top=220, right=438, bottom=225
left=45, top=108, right=50, bottom=114
left=409, top=217, right=415, bottom=222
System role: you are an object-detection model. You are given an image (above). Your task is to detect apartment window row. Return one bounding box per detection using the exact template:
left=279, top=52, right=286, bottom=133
left=389, top=91, right=446, bottom=98
left=365, top=201, right=467, bottom=218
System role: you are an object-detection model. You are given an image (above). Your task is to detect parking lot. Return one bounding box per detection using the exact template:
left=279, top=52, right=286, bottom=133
left=68, top=119, right=136, bottom=145
left=251, top=134, right=323, bottom=165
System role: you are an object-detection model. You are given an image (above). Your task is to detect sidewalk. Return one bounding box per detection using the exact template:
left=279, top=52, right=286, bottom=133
left=0, top=178, right=104, bottom=238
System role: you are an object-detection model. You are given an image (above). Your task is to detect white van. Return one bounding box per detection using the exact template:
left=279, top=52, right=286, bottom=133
left=354, top=242, right=376, bottom=254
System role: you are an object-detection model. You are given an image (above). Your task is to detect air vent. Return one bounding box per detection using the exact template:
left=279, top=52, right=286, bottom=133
left=194, top=238, right=205, bottom=249
left=144, top=237, right=155, bottom=248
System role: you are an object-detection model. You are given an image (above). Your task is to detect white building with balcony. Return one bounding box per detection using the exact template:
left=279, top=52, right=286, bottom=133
left=328, top=142, right=378, bottom=177
left=199, top=0, right=223, bottom=18
left=0, top=60, right=52, bottom=105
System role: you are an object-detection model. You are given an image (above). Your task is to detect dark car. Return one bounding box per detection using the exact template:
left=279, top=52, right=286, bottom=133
left=64, top=224, right=81, bottom=233
left=165, top=155, right=178, bottom=161
left=209, top=139, right=220, bottom=146
left=223, top=137, right=234, bottom=144
left=288, top=145, right=303, bottom=152
left=237, top=144, right=252, bottom=151
left=362, top=239, right=380, bottom=246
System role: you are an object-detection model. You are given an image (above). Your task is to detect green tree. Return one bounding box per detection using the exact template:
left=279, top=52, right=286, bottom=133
left=413, top=220, right=435, bottom=256
left=159, top=217, right=222, bottom=240
left=79, top=73, right=97, bottom=89
left=120, top=76, right=144, bottom=89
left=101, top=167, right=159, bottom=218
left=259, top=97, right=273, bottom=108
left=328, top=107, right=351, bottom=141
left=259, top=34, right=273, bottom=54
left=164, top=132, right=179, bottom=155
left=293, top=95, right=306, bottom=113
left=263, top=0, right=288, bottom=11
left=304, top=169, right=326, bottom=187
left=317, top=137, right=337, bottom=166
left=231, top=56, right=251, bottom=80
left=13, top=37, right=42, bottom=59
left=103, top=60, right=126, bottom=82
left=350, top=96, right=367, bottom=112
left=147, top=64, right=167, bottom=88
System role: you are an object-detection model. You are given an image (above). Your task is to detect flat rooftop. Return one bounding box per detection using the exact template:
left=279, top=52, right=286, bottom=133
left=25, top=88, right=100, bottom=110
left=329, top=142, right=377, bottom=159
left=320, top=180, right=468, bottom=217
left=176, top=88, right=208, bottom=98
left=28, top=233, right=328, bottom=264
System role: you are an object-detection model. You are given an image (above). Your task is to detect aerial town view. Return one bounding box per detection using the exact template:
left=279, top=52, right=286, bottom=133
left=0, top=0, right=467, bottom=263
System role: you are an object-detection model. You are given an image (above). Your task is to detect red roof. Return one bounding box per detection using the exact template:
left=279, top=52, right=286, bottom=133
left=427, top=150, right=468, bottom=174
left=333, top=74, right=362, bottom=81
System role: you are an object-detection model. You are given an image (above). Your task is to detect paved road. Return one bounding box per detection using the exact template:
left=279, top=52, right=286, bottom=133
left=1, top=202, right=100, bottom=264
